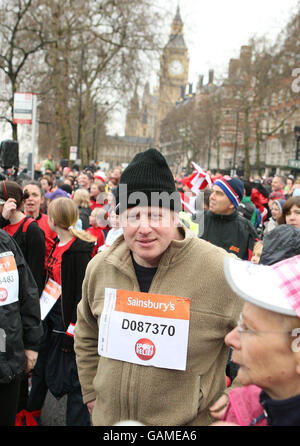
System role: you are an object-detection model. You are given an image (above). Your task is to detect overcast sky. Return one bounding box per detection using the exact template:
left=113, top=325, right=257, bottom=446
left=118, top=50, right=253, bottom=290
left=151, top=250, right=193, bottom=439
left=161, top=0, right=299, bottom=87
left=109, top=0, right=299, bottom=134
left=2, top=0, right=299, bottom=142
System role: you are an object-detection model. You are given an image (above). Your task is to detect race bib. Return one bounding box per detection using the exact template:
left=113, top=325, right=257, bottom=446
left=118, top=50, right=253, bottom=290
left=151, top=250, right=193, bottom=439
left=0, top=252, right=19, bottom=307
left=40, top=278, right=61, bottom=320
left=98, top=288, right=190, bottom=371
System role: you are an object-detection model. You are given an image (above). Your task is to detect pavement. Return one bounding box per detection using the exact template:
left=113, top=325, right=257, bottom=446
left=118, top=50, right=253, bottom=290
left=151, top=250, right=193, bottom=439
left=41, top=391, right=67, bottom=426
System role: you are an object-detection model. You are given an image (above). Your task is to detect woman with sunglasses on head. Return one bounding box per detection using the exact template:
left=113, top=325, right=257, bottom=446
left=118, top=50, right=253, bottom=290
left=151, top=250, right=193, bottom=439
left=0, top=181, right=46, bottom=296
left=27, top=197, right=96, bottom=426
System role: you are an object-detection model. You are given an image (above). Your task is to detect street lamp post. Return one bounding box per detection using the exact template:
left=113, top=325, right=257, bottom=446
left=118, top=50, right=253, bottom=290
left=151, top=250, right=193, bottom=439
left=77, top=48, right=84, bottom=158
left=92, top=103, right=97, bottom=162
left=295, top=126, right=300, bottom=161
left=232, top=111, right=239, bottom=176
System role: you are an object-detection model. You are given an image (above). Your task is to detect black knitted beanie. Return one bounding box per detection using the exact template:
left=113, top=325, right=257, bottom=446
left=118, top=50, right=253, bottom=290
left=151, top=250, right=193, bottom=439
left=115, top=148, right=181, bottom=214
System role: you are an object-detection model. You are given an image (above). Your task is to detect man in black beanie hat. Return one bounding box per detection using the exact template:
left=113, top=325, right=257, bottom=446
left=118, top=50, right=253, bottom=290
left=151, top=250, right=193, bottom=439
left=114, top=149, right=183, bottom=268
left=74, top=148, right=242, bottom=426
left=115, top=148, right=182, bottom=215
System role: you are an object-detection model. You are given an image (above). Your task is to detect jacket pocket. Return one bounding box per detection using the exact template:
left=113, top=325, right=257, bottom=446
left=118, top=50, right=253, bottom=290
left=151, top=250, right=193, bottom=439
left=187, top=310, right=232, bottom=374
left=136, top=367, right=204, bottom=425
left=197, top=378, right=204, bottom=415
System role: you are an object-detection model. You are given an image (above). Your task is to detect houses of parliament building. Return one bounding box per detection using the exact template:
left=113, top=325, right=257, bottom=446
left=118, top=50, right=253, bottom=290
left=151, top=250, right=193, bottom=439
left=99, top=6, right=191, bottom=171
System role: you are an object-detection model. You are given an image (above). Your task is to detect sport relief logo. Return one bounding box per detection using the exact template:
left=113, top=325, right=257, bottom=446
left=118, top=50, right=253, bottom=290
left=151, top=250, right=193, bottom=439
left=135, top=338, right=156, bottom=361
left=0, top=288, right=8, bottom=303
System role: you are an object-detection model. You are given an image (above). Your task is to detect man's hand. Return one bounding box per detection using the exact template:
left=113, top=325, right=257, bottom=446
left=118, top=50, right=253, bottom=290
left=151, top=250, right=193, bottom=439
left=24, top=350, right=38, bottom=374
left=87, top=399, right=96, bottom=415
left=209, top=393, right=229, bottom=420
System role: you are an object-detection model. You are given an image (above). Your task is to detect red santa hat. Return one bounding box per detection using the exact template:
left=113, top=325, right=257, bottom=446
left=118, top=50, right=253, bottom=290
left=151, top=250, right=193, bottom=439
left=94, top=171, right=106, bottom=183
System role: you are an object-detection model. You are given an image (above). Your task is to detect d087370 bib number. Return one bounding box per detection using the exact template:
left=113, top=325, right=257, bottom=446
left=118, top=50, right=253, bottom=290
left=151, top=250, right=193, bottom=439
left=99, top=288, right=190, bottom=370
left=121, top=318, right=175, bottom=336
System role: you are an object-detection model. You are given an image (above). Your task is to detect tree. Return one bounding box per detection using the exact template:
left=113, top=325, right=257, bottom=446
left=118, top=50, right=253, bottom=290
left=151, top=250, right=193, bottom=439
left=0, top=0, right=55, bottom=139
left=0, top=0, right=167, bottom=164
left=194, top=87, right=226, bottom=171
left=38, top=0, right=165, bottom=163
left=223, top=33, right=299, bottom=179
left=160, top=83, right=226, bottom=175
left=250, top=33, right=299, bottom=176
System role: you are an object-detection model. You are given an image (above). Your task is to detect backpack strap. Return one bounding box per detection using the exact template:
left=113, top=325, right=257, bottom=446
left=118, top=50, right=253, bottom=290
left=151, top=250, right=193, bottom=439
left=19, top=216, right=36, bottom=233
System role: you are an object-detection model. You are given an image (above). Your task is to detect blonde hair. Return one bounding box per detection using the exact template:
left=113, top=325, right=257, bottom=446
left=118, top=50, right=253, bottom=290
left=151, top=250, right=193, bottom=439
left=48, top=197, right=96, bottom=243
left=73, top=188, right=90, bottom=208
left=94, top=207, right=109, bottom=227
left=253, top=240, right=263, bottom=253
left=251, top=240, right=263, bottom=264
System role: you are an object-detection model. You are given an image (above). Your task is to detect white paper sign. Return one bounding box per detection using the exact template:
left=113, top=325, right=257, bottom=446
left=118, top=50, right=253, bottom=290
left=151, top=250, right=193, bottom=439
left=13, top=92, right=34, bottom=124
left=98, top=288, right=190, bottom=371
left=69, top=146, right=78, bottom=161
left=0, top=252, right=19, bottom=307
left=40, top=278, right=61, bottom=320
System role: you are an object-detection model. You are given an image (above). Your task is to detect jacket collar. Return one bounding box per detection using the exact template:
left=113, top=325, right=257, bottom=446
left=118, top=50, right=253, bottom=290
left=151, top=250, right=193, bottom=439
left=259, top=390, right=300, bottom=426
left=61, top=237, right=94, bottom=255
left=104, top=224, right=196, bottom=275
left=208, top=210, right=237, bottom=221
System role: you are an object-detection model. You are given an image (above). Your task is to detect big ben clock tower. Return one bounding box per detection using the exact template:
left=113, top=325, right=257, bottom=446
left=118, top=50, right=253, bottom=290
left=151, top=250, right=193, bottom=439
left=158, top=6, right=189, bottom=137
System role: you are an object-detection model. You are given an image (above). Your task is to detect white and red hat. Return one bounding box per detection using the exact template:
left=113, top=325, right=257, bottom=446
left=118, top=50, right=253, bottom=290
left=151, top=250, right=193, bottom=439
left=94, top=171, right=106, bottom=183
left=224, top=255, right=300, bottom=317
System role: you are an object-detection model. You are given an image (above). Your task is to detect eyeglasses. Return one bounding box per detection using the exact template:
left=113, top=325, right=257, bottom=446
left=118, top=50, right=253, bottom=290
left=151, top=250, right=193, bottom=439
left=237, top=313, right=293, bottom=335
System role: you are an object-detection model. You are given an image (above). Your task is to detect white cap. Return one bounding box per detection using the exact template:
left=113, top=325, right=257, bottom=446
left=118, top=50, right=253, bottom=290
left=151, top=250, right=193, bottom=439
left=224, top=255, right=300, bottom=317
left=292, top=188, right=300, bottom=197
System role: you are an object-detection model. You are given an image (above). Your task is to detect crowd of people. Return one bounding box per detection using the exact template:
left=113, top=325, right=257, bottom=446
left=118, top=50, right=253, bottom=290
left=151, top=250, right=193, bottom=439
left=0, top=149, right=299, bottom=427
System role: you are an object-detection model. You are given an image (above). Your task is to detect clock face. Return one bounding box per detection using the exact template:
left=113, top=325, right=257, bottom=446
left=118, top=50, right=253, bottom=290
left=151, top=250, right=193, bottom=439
left=169, top=60, right=183, bottom=76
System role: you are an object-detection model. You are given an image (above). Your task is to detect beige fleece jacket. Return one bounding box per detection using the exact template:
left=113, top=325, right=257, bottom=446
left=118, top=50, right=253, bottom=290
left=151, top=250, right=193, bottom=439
left=74, top=227, right=242, bottom=426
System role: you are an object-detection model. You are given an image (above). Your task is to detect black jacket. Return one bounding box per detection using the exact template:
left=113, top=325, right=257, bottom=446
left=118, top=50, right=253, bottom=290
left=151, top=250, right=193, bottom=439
left=0, top=215, right=46, bottom=296
left=260, top=391, right=300, bottom=426
left=260, top=224, right=300, bottom=265
left=200, top=210, right=258, bottom=260
left=60, top=238, right=94, bottom=330
left=78, top=207, right=91, bottom=230
left=0, top=229, right=42, bottom=384
left=46, top=237, right=94, bottom=349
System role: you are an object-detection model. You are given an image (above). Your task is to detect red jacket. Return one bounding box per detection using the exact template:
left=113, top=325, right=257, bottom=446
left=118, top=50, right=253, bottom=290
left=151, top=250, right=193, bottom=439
left=86, top=225, right=105, bottom=257
left=36, top=212, right=57, bottom=263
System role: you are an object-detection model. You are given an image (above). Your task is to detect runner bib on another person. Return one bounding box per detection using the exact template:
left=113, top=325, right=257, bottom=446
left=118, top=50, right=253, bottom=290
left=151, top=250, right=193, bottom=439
left=0, top=252, right=19, bottom=307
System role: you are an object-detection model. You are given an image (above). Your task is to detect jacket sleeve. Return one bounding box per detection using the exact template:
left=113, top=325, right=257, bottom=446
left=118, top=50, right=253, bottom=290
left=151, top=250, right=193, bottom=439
left=61, top=245, right=93, bottom=350
left=12, top=235, right=43, bottom=352
left=247, top=222, right=258, bottom=260
left=74, top=260, right=100, bottom=404
left=25, top=222, right=46, bottom=296
left=0, top=215, right=10, bottom=228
